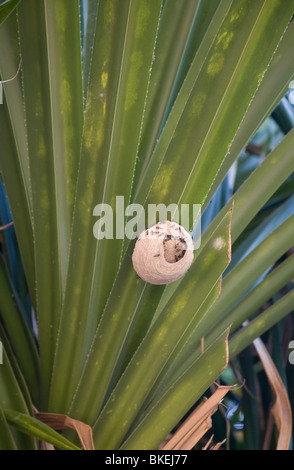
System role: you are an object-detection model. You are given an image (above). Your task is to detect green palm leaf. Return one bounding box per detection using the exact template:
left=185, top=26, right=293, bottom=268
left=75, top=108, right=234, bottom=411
left=0, top=0, right=293, bottom=450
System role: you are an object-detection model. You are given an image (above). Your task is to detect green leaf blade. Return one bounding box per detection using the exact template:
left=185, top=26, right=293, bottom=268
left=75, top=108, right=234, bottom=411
left=0, top=407, right=17, bottom=450
left=133, top=0, right=200, bottom=193
left=134, top=0, right=294, bottom=220
left=229, top=288, right=294, bottom=359
left=120, top=329, right=229, bottom=450
left=0, top=0, right=21, bottom=25
left=16, top=0, right=84, bottom=407
left=0, top=346, right=36, bottom=449
left=3, top=409, right=80, bottom=450
left=0, top=10, right=35, bottom=300
left=49, top=0, right=163, bottom=414
left=0, top=255, right=40, bottom=404
left=88, top=206, right=232, bottom=449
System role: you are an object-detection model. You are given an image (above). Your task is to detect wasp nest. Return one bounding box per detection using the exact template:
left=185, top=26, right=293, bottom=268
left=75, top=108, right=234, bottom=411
left=132, top=220, right=194, bottom=285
